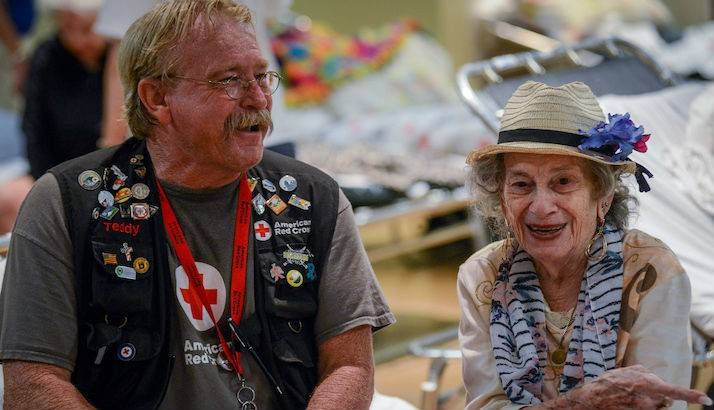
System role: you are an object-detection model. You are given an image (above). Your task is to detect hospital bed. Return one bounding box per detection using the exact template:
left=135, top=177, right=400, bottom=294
left=409, top=36, right=714, bottom=410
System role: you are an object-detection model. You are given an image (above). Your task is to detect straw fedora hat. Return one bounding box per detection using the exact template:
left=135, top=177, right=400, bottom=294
left=467, top=81, right=637, bottom=174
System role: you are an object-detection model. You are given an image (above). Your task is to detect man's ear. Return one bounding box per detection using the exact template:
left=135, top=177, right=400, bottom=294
left=137, top=78, right=172, bottom=125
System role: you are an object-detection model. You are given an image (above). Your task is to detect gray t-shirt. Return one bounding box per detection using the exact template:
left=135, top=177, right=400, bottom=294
left=0, top=173, right=395, bottom=409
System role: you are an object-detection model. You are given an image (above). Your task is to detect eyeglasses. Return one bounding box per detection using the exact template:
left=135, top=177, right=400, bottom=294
left=171, top=71, right=281, bottom=100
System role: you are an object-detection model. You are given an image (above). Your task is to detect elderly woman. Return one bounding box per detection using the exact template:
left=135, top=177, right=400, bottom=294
left=458, top=81, right=711, bottom=409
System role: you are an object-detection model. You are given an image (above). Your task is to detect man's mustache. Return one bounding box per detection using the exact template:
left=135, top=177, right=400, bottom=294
left=224, top=110, right=273, bottom=136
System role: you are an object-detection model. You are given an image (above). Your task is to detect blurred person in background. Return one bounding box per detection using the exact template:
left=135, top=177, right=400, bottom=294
left=22, top=0, right=106, bottom=180
left=0, top=0, right=35, bottom=97
left=458, top=81, right=710, bottom=409
left=0, top=0, right=104, bottom=232
left=0, top=0, right=40, bottom=233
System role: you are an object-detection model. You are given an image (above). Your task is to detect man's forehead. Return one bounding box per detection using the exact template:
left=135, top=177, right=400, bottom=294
left=187, top=12, right=253, bottom=42
left=175, top=14, right=266, bottom=73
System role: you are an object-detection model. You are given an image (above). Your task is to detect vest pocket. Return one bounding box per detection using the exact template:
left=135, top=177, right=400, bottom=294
left=85, top=240, right=162, bottom=362
left=256, top=244, right=320, bottom=404
left=271, top=323, right=318, bottom=406
left=91, top=240, right=154, bottom=314
left=258, top=243, right=318, bottom=319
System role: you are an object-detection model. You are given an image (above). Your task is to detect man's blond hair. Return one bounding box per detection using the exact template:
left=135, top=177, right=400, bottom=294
left=118, top=0, right=253, bottom=138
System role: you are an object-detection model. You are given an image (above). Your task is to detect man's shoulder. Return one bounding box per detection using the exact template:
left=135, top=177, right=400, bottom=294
left=50, top=145, right=120, bottom=177
left=259, top=149, right=337, bottom=186
left=12, top=173, right=71, bottom=256
left=16, top=174, right=62, bottom=220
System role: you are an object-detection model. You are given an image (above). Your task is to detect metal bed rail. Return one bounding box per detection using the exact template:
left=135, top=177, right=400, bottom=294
left=456, top=36, right=679, bottom=133
left=407, top=327, right=461, bottom=410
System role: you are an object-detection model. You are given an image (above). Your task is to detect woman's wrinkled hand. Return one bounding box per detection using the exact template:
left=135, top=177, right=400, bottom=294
left=563, top=365, right=711, bottom=409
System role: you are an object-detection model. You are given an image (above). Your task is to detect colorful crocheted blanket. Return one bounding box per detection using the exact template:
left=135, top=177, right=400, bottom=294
left=271, top=19, right=420, bottom=107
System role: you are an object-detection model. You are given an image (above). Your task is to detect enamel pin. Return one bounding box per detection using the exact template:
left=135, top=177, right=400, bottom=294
left=266, top=194, right=287, bottom=215
left=288, top=194, right=311, bottom=210
left=279, top=175, right=297, bottom=192
left=262, top=179, right=277, bottom=193
left=252, top=193, right=266, bottom=215
left=131, top=183, right=150, bottom=200
left=78, top=170, right=102, bottom=190
left=286, top=270, right=304, bottom=287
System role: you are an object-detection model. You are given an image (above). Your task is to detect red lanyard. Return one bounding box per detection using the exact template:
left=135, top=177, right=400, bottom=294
left=156, top=175, right=252, bottom=375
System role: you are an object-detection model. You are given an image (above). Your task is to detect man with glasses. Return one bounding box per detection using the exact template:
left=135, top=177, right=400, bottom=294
left=0, top=1, right=395, bottom=409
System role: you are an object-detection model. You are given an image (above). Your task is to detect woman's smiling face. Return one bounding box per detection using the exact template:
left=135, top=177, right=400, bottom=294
left=501, top=153, right=603, bottom=270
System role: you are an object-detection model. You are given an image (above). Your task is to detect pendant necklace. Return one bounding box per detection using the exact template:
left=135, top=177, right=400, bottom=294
left=549, top=306, right=578, bottom=367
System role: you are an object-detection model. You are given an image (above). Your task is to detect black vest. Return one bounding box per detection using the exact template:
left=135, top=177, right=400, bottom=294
left=49, top=138, right=339, bottom=409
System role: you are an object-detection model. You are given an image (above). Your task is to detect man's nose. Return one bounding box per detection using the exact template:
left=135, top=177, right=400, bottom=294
left=239, top=83, right=269, bottom=111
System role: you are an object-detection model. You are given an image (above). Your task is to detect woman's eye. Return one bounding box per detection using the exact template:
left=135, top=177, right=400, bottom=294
left=558, top=177, right=571, bottom=185
left=554, top=176, right=580, bottom=191
left=509, top=181, right=531, bottom=190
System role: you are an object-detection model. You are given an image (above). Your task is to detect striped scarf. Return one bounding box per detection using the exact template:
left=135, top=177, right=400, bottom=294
left=489, top=226, right=624, bottom=404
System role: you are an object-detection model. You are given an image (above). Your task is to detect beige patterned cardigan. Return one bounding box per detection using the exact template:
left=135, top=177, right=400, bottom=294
left=458, top=229, right=692, bottom=409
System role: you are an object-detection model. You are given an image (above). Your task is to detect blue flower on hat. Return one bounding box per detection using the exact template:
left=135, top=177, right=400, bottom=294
left=578, top=113, right=650, bottom=161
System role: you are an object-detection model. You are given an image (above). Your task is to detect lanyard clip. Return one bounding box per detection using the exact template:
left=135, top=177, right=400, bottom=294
left=227, top=318, right=285, bottom=397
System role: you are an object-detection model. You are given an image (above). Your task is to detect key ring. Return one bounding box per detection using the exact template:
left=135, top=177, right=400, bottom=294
left=237, top=379, right=258, bottom=410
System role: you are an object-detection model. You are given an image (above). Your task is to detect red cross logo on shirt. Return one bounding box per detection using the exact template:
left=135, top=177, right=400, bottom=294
left=180, top=273, right=217, bottom=320
left=254, top=220, right=272, bottom=241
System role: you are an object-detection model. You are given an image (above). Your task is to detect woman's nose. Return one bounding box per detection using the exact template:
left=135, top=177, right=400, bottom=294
left=529, top=188, right=558, bottom=218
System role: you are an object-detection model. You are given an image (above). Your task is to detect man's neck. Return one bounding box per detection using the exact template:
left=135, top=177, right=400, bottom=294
left=147, top=138, right=243, bottom=189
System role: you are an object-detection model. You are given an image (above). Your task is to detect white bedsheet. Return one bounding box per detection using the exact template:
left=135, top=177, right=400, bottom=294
left=599, top=82, right=714, bottom=337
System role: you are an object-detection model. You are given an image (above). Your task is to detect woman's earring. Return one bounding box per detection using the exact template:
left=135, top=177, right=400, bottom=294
left=499, top=218, right=516, bottom=272
left=503, top=219, right=517, bottom=256
left=586, top=220, right=607, bottom=262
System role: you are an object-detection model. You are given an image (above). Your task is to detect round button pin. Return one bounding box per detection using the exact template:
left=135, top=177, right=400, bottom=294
left=286, top=270, right=304, bottom=288
left=133, top=257, right=150, bottom=274
left=117, top=343, right=136, bottom=361
left=279, top=175, right=297, bottom=192
left=78, top=170, right=102, bottom=191
left=131, top=183, right=150, bottom=200
left=98, top=190, right=114, bottom=208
